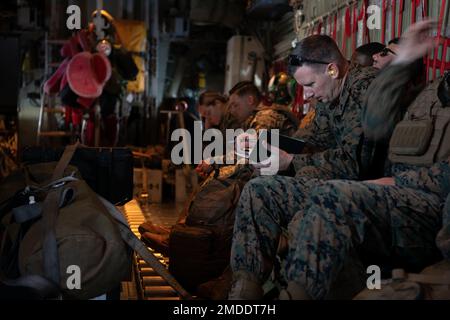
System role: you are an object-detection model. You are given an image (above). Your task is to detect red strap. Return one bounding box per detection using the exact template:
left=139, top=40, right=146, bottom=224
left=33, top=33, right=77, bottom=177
left=77, top=30, right=92, bottom=52
left=357, top=0, right=370, bottom=45
left=423, top=0, right=427, bottom=20
left=424, top=0, right=430, bottom=82
left=391, top=0, right=396, bottom=41
left=341, top=8, right=349, bottom=56
left=317, top=20, right=323, bottom=34
left=428, top=57, right=450, bottom=74
left=357, top=4, right=365, bottom=47
left=44, top=58, right=70, bottom=95
left=381, top=0, right=387, bottom=44
left=433, top=0, right=447, bottom=80
left=345, top=7, right=352, bottom=37
left=332, top=14, right=337, bottom=41
left=71, top=108, right=83, bottom=127
left=398, top=0, right=404, bottom=38
left=352, top=3, right=358, bottom=52
left=342, top=7, right=351, bottom=54
left=328, top=15, right=333, bottom=36
left=363, top=0, right=370, bottom=43
left=441, top=39, right=449, bottom=75
left=437, top=0, right=446, bottom=36
left=77, top=97, right=95, bottom=109
left=64, top=106, right=71, bottom=127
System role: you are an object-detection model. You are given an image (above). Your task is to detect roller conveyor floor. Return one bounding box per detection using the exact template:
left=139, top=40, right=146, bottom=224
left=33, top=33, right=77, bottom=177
left=120, top=200, right=181, bottom=300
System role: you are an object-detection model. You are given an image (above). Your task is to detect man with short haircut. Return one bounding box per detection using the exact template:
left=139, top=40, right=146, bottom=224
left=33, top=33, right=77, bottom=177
left=196, top=81, right=299, bottom=177
left=228, top=81, right=262, bottom=124
left=281, top=21, right=447, bottom=300
left=139, top=83, right=298, bottom=274
left=372, top=38, right=400, bottom=70
left=198, top=91, right=229, bottom=130
left=351, top=42, right=386, bottom=67
left=198, top=91, right=227, bottom=130
left=229, top=35, right=379, bottom=300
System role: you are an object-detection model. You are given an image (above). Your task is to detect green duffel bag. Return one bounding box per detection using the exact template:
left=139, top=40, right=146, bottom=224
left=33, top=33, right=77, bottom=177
left=0, top=144, right=131, bottom=299
left=0, top=143, right=190, bottom=300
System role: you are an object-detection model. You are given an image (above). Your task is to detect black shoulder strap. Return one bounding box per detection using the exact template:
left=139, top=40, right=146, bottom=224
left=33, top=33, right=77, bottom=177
left=41, top=142, right=80, bottom=290
left=51, top=142, right=79, bottom=181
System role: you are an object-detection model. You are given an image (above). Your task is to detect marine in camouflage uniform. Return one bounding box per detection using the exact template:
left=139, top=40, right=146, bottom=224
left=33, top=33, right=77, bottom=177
left=230, top=65, right=379, bottom=294
left=283, top=159, right=448, bottom=299
left=139, top=102, right=299, bottom=255
left=206, top=103, right=300, bottom=181
left=218, top=105, right=241, bottom=133
left=290, top=65, right=378, bottom=180
left=218, top=96, right=299, bottom=138
left=293, top=101, right=331, bottom=155
left=282, top=58, right=450, bottom=299
left=210, top=103, right=300, bottom=167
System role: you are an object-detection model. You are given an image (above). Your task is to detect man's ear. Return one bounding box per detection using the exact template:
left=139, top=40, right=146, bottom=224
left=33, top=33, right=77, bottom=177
left=247, top=95, right=256, bottom=107
left=326, top=63, right=339, bottom=79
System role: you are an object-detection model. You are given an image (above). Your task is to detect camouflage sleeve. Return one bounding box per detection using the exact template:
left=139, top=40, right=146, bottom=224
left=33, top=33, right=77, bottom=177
left=220, top=112, right=241, bottom=132
left=291, top=117, right=361, bottom=180
left=395, top=159, right=450, bottom=198
left=363, top=63, right=417, bottom=142
left=293, top=102, right=333, bottom=154
left=248, top=109, right=298, bottom=136
left=292, top=69, right=376, bottom=180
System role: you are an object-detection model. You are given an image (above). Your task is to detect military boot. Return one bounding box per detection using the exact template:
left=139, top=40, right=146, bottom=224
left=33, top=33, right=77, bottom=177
left=279, top=281, right=311, bottom=300
left=197, top=267, right=233, bottom=300
left=228, top=270, right=264, bottom=300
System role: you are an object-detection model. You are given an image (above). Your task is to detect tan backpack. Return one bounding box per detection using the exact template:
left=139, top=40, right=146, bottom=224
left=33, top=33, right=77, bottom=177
left=169, top=164, right=254, bottom=291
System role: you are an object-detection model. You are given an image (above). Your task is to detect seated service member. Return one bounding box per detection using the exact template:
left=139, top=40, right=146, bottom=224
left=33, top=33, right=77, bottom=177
left=281, top=20, right=448, bottom=300
left=229, top=34, right=379, bottom=299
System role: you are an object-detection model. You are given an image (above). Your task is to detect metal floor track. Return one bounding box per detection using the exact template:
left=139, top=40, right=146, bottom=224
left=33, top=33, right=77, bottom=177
left=120, top=200, right=180, bottom=300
